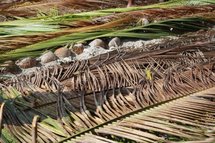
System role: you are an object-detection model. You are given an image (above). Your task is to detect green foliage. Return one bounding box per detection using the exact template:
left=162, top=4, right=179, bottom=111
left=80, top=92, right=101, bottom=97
left=0, top=0, right=214, bottom=38
left=0, top=17, right=213, bottom=62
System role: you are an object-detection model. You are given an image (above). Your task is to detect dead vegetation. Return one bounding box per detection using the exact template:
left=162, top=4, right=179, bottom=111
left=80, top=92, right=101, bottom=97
left=0, top=1, right=215, bottom=143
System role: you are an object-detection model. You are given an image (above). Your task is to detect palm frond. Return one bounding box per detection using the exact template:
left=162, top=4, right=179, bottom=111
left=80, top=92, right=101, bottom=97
left=1, top=16, right=214, bottom=62
left=68, top=88, right=215, bottom=143
left=1, top=58, right=215, bottom=142
left=0, top=4, right=214, bottom=63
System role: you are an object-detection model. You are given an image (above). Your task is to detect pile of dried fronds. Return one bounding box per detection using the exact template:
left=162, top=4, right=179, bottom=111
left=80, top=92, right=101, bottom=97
left=0, top=0, right=215, bottom=143
left=1, top=28, right=215, bottom=142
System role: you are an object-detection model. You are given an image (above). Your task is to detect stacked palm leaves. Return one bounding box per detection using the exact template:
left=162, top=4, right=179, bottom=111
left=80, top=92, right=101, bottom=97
left=1, top=28, right=215, bottom=142
left=0, top=0, right=215, bottom=143
left=0, top=0, right=215, bottom=62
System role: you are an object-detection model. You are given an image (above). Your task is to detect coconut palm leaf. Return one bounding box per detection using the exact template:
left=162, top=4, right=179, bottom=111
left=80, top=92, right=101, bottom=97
left=0, top=16, right=214, bottom=62
left=1, top=2, right=214, bottom=38
left=1, top=58, right=215, bottom=142
left=68, top=88, right=215, bottom=143
left=6, top=28, right=215, bottom=90
left=0, top=4, right=214, bottom=61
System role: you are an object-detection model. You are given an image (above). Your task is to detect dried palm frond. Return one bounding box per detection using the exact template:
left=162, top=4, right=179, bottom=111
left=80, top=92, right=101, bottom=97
left=1, top=59, right=215, bottom=142
left=6, top=28, right=215, bottom=89
left=69, top=87, right=215, bottom=143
